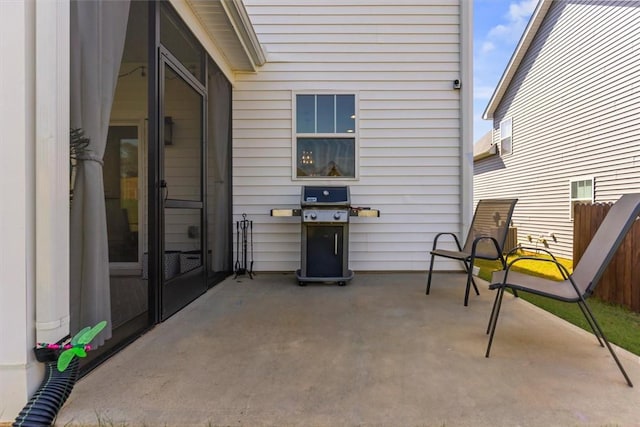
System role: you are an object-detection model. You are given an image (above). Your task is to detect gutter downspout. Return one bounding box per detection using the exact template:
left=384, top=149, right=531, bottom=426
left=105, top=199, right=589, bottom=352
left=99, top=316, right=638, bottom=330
left=460, top=0, right=474, bottom=237
left=13, top=4, right=77, bottom=424
left=35, top=0, right=70, bottom=345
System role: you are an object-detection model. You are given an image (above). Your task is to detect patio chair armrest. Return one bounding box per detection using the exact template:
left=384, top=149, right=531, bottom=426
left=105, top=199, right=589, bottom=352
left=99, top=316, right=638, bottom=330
left=504, top=246, right=522, bottom=258
left=516, top=245, right=560, bottom=261
left=432, top=232, right=462, bottom=251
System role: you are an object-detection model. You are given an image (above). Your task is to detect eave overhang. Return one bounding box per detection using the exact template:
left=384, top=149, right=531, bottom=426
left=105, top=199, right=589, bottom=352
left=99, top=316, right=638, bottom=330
left=172, top=0, right=266, bottom=81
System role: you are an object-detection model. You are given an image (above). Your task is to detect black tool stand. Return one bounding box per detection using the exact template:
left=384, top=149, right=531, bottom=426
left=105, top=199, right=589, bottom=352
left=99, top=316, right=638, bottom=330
left=233, top=213, right=253, bottom=279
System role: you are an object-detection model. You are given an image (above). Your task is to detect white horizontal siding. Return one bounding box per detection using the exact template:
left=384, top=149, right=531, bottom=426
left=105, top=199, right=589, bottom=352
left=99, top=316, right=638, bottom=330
left=474, top=0, right=640, bottom=259
left=235, top=1, right=463, bottom=272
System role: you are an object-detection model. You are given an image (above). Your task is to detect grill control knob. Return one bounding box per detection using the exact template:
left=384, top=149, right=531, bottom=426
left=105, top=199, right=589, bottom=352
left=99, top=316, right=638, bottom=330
left=333, top=212, right=342, bottom=220
left=309, top=212, right=317, bottom=220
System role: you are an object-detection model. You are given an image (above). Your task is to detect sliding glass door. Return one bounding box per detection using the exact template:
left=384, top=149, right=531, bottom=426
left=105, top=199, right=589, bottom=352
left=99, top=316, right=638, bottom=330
left=73, top=1, right=233, bottom=372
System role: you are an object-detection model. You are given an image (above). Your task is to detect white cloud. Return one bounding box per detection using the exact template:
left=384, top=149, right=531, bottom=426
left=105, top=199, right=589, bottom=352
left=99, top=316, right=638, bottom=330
left=508, top=0, right=538, bottom=21
left=488, top=0, right=537, bottom=42
left=487, top=24, right=508, bottom=38
left=481, top=41, right=495, bottom=54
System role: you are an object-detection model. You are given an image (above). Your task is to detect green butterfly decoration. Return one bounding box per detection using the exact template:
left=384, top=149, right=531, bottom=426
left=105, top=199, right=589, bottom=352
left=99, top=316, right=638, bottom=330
left=56, top=321, right=107, bottom=372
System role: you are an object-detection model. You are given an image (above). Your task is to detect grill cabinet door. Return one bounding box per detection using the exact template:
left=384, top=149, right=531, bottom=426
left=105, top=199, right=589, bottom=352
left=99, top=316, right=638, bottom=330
left=306, top=226, right=343, bottom=277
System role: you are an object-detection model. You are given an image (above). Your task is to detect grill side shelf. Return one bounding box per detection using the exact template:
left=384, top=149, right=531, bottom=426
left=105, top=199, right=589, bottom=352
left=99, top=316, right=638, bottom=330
left=270, top=209, right=302, bottom=217
left=350, top=207, right=380, bottom=217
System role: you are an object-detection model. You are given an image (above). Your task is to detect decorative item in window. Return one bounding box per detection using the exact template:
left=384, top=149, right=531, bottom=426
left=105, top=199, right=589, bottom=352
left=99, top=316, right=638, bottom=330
left=301, top=150, right=314, bottom=165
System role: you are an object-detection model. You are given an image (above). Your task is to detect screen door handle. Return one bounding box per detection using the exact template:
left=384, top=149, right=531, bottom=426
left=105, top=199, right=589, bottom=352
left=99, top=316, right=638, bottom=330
left=160, top=180, right=168, bottom=201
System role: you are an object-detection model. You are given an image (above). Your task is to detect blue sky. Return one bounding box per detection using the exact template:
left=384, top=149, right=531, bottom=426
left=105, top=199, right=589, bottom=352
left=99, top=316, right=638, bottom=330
left=473, top=0, right=537, bottom=141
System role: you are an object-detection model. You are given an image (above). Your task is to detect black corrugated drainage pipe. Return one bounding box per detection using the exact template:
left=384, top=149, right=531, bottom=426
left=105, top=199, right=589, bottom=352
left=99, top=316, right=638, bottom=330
left=13, top=343, right=79, bottom=427
left=13, top=322, right=106, bottom=426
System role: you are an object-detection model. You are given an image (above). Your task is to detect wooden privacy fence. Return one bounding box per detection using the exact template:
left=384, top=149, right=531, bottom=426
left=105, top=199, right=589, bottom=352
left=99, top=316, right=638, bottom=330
left=573, top=202, right=640, bottom=313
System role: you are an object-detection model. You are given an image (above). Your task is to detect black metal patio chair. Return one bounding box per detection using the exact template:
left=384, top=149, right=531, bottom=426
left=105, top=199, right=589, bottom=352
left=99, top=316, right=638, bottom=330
left=426, top=198, right=518, bottom=306
left=485, top=193, right=640, bottom=387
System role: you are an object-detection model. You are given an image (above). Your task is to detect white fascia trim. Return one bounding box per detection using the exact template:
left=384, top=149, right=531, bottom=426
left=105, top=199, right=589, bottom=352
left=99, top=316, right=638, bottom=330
left=222, top=0, right=266, bottom=67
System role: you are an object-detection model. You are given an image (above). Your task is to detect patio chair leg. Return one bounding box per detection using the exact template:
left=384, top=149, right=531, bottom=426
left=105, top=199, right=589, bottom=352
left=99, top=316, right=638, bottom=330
left=486, top=288, right=501, bottom=334
left=577, top=301, right=604, bottom=347
left=464, top=271, right=472, bottom=306
left=498, top=254, right=517, bottom=298
left=465, top=259, right=480, bottom=296
left=470, top=275, right=480, bottom=295
left=485, top=286, right=506, bottom=358
left=425, top=254, right=436, bottom=295
left=463, top=262, right=479, bottom=306
left=579, top=301, right=632, bottom=387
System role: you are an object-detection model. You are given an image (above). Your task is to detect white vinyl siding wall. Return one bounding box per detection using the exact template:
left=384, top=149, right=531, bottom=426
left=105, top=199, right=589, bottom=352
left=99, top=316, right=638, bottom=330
left=474, top=0, right=640, bottom=259
left=235, top=0, right=464, bottom=271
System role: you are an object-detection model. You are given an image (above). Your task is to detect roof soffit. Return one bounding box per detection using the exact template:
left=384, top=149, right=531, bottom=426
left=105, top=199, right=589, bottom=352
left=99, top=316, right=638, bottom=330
left=183, top=0, right=265, bottom=73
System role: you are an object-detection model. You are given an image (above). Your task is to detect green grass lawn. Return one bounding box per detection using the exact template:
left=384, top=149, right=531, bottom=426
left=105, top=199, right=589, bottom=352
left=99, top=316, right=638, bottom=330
left=474, top=252, right=640, bottom=356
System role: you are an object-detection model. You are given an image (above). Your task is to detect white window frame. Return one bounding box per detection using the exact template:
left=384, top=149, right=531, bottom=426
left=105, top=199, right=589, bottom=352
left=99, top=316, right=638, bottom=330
left=569, top=176, right=594, bottom=220
left=292, top=91, right=359, bottom=180
left=500, top=117, right=512, bottom=156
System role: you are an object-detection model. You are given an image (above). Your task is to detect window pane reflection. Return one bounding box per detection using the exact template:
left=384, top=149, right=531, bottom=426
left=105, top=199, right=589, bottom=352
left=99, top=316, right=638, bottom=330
left=164, top=208, right=202, bottom=278
left=336, top=95, right=355, bottom=133
left=104, top=126, right=139, bottom=263
left=164, top=65, right=203, bottom=202
left=296, top=95, right=315, bottom=133
left=317, top=95, right=335, bottom=133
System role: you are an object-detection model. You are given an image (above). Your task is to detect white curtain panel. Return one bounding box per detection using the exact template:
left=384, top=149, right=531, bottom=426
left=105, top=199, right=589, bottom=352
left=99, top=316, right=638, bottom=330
left=70, top=0, right=130, bottom=346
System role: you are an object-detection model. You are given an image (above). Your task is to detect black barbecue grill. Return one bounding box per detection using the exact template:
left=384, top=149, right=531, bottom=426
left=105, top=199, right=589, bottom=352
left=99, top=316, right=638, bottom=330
left=271, top=185, right=380, bottom=286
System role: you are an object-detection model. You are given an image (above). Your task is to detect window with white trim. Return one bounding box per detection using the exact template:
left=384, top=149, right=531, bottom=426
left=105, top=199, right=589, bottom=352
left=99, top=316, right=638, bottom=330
left=569, top=177, right=594, bottom=219
left=500, top=117, right=512, bottom=155
left=294, top=94, right=356, bottom=178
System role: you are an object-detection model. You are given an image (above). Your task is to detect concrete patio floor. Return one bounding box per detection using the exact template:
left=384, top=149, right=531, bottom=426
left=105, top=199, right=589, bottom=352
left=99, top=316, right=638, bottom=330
left=56, top=272, right=640, bottom=427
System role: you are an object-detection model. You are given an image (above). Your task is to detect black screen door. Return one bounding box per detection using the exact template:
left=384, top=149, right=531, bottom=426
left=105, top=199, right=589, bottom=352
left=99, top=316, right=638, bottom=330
left=159, top=55, right=207, bottom=319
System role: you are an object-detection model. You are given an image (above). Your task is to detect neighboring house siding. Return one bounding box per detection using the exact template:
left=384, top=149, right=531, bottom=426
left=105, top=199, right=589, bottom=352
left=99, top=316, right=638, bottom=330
left=236, top=1, right=463, bottom=271
left=475, top=0, right=640, bottom=259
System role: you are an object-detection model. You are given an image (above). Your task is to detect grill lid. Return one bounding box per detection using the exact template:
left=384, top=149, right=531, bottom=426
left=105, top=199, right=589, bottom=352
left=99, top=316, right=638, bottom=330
left=300, top=186, right=350, bottom=207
